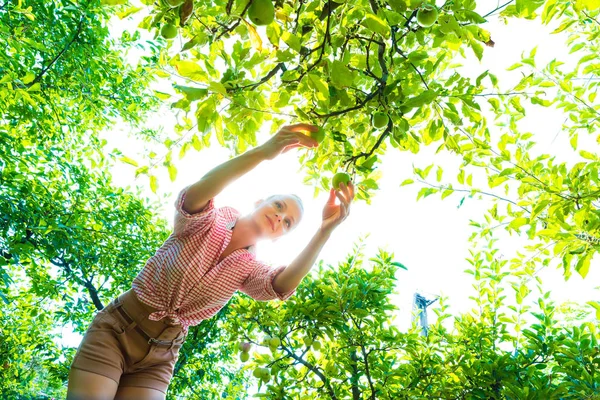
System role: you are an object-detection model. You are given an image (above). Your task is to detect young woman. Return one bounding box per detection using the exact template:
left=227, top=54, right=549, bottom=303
left=66, top=123, right=355, bottom=399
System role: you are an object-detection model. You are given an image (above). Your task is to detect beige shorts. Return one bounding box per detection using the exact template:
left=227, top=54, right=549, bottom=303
left=70, top=289, right=186, bottom=394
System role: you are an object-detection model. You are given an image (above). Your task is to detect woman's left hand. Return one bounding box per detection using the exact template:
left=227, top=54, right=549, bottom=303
left=320, top=181, right=355, bottom=234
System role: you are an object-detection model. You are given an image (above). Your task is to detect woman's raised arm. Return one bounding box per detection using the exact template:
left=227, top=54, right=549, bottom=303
left=182, top=123, right=318, bottom=214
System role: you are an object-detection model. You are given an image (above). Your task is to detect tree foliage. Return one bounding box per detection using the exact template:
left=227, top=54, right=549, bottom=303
left=222, top=240, right=600, bottom=399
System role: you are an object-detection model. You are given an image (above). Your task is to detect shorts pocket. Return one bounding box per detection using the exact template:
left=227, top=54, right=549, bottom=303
left=127, top=343, right=181, bottom=373
left=87, top=302, right=128, bottom=334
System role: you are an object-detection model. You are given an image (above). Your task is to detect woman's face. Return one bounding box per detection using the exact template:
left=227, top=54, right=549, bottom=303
left=252, top=195, right=303, bottom=240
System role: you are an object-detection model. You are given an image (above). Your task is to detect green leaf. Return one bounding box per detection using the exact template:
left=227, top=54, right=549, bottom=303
left=175, top=61, right=207, bottom=82
left=509, top=217, right=529, bottom=229
left=149, top=175, right=158, bottom=193
left=117, top=6, right=142, bottom=19
left=361, top=13, right=390, bottom=37
left=168, top=163, right=177, bottom=181
left=281, top=31, right=301, bottom=52
left=400, top=179, right=414, bottom=186
left=119, top=156, right=138, bottom=167
left=266, top=23, right=282, bottom=47
left=580, top=150, right=597, bottom=160
left=174, top=85, right=209, bottom=101
left=330, top=60, right=354, bottom=88
left=391, top=261, right=408, bottom=270
left=209, top=81, right=228, bottom=97
left=575, top=254, right=591, bottom=279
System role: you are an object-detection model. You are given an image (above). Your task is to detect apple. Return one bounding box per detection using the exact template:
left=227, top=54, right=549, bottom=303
left=416, top=4, right=439, bottom=28
left=160, top=24, right=178, bottom=40
left=310, top=127, right=326, bottom=143
left=372, top=112, right=389, bottom=129
left=238, top=342, right=252, bottom=352
left=303, top=336, right=314, bottom=347
left=248, top=0, right=275, bottom=26
left=332, top=172, right=351, bottom=190
left=240, top=351, right=250, bottom=362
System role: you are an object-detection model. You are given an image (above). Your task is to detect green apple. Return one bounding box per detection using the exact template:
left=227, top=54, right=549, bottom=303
left=312, top=340, right=322, bottom=351
left=240, top=351, right=250, bottom=362
left=248, top=0, right=275, bottom=26
left=332, top=172, right=351, bottom=190
left=160, top=23, right=178, bottom=39
left=269, top=337, right=281, bottom=348
left=261, top=370, right=271, bottom=383
left=253, top=368, right=262, bottom=378
left=416, top=4, right=439, bottom=28
left=310, top=127, right=326, bottom=143
left=303, top=336, right=314, bottom=347
left=372, top=112, right=389, bottom=129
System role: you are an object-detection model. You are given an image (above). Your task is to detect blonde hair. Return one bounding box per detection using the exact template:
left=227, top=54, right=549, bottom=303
left=264, top=194, right=304, bottom=213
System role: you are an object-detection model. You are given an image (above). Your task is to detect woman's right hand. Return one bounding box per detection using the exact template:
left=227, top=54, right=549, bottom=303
left=258, top=123, right=319, bottom=160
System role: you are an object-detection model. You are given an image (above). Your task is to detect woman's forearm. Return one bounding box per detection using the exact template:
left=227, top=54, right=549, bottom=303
left=272, top=228, right=332, bottom=294
left=183, top=146, right=268, bottom=214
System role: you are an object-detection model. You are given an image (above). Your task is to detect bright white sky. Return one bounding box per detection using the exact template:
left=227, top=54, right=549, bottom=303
left=60, top=1, right=599, bottom=387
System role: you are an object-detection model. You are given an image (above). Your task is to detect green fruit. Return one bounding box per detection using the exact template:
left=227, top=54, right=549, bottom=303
left=160, top=24, right=178, bottom=39
left=303, top=336, right=313, bottom=347
left=240, top=351, right=250, bottom=362
left=248, top=0, right=275, bottom=26
left=372, top=112, right=389, bottom=129
left=310, top=127, right=326, bottom=143
left=312, top=340, right=321, bottom=351
left=416, top=4, right=439, bottom=28
left=269, top=337, right=281, bottom=348
left=332, top=172, right=351, bottom=190
left=261, top=370, right=271, bottom=383
left=239, top=342, right=252, bottom=352
left=253, top=368, right=262, bottom=378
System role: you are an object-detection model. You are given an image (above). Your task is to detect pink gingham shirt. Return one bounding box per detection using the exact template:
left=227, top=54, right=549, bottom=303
left=131, top=185, right=297, bottom=333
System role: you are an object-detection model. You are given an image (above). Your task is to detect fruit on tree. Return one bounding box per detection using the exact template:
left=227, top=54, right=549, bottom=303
left=310, top=127, right=326, bottom=143
left=269, top=337, right=281, bottom=348
left=238, top=342, right=252, bottom=352
left=253, top=368, right=262, bottom=378
left=160, top=23, right=178, bottom=39
left=240, top=351, right=250, bottom=362
left=372, top=112, right=389, bottom=129
left=248, top=0, right=275, bottom=26
left=303, top=336, right=313, bottom=347
left=416, top=4, right=439, bottom=28
left=332, top=172, right=351, bottom=190
left=312, top=340, right=322, bottom=351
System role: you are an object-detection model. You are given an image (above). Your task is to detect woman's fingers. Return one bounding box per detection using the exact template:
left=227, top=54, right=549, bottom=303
left=335, top=190, right=350, bottom=209
left=285, top=123, right=319, bottom=133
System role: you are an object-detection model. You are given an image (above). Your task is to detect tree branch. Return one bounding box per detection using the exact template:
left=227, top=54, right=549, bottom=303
left=344, top=118, right=392, bottom=167
left=234, top=63, right=285, bottom=91
left=360, top=344, right=377, bottom=400
left=281, top=343, right=338, bottom=400
left=29, top=18, right=85, bottom=87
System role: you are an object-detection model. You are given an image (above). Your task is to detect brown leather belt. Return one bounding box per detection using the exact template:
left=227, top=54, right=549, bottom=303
left=113, top=299, right=185, bottom=347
